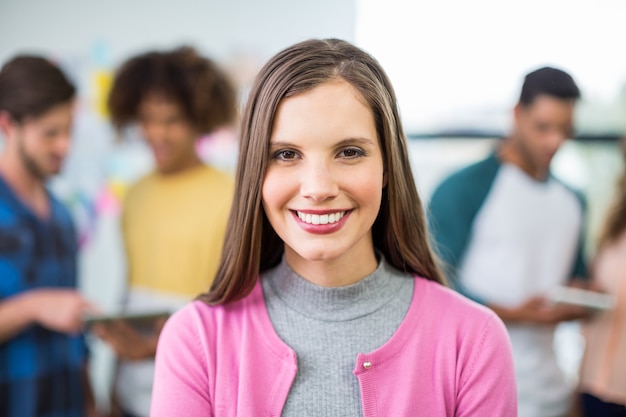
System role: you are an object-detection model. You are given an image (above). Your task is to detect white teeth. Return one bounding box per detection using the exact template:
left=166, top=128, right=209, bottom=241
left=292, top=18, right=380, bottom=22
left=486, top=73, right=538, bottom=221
left=297, top=211, right=345, bottom=225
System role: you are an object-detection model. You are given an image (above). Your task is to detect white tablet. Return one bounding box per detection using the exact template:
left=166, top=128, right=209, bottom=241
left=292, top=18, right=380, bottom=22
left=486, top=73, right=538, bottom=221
left=549, top=286, right=616, bottom=311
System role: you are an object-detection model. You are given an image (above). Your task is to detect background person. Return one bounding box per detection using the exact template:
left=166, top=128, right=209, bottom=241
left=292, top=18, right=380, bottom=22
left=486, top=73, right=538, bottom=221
left=94, top=46, right=237, bottom=417
left=578, top=137, right=626, bottom=417
left=429, top=66, right=591, bottom=417
left=0, top=55, right=98, bottom=417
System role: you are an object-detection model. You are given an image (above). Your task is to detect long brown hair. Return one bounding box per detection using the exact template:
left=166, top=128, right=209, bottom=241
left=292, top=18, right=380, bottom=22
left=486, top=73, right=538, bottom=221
left=200, top=38, right=445, bottom=305
left=597, top=138, right=626, bottom=248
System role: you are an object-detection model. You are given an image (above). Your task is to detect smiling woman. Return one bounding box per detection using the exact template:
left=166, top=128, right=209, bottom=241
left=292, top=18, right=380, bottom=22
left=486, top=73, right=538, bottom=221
left=262, top=80, right=384, bottom=287
left=151, top=38, right=518, bottom=417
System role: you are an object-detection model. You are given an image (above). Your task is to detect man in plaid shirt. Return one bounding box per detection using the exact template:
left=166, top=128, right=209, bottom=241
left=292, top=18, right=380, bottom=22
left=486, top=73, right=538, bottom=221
left=0, top=55, right=98, bottom=417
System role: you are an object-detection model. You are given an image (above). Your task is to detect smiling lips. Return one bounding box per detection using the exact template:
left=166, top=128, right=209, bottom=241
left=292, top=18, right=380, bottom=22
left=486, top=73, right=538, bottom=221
left=292, top=210, right=349, bottom=234
left=296, top=210, right=346, bottom=225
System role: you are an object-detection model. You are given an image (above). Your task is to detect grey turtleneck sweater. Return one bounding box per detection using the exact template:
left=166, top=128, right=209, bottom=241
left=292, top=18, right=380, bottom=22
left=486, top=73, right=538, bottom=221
left=261, top=256, right=414, bottom=417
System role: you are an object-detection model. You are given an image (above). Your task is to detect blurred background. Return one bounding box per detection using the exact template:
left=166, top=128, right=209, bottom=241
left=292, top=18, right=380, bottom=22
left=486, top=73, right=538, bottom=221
left=1, top=0, right=625, bottom=410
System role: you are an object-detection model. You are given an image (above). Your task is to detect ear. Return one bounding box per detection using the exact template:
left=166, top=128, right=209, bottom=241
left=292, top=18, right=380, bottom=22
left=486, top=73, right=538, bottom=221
left=0, top=111, right=17, bottom=138
left=513, top=103, right=524, bottom=125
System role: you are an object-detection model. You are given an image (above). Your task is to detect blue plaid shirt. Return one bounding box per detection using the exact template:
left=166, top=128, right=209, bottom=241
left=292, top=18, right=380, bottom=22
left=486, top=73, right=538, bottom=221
left=0, top=176, right=87, bottom=417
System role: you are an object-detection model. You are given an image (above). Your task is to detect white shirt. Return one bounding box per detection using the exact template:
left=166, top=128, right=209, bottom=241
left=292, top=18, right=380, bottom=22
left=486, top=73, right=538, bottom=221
left=459, top=163, right=583, bottom=417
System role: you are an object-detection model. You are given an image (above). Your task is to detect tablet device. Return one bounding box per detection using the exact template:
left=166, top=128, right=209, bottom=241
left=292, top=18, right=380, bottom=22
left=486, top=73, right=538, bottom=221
left=548, top=286, right=616, bottom=311
left=83, top=310, right=171, bottom=330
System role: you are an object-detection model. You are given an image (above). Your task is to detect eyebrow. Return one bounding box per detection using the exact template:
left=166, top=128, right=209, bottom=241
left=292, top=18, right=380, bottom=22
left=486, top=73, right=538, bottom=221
left=336, top=137, right=377, bottom=147
left=269, top=137, right=377, bottom=148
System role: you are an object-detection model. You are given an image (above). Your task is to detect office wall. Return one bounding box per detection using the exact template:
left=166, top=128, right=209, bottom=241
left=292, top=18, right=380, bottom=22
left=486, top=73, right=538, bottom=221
left=0, top=0, right=356, bottom=66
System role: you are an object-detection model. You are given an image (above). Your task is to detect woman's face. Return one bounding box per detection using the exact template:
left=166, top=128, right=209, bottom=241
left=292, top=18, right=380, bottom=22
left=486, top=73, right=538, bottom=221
left=262, top=79, right=385, bottom=286
left=138, top=93, right=200, bottom=175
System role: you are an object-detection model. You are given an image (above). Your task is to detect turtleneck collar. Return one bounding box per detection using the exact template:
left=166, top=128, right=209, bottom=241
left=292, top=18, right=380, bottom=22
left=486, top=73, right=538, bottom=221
left=263, top=255, right=408, bottom=322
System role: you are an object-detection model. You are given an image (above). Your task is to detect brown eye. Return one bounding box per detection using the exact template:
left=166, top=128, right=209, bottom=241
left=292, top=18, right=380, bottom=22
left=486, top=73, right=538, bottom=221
left=272, top=150, right=299, bottom=160
left=338, top=147, right=365, bottom=159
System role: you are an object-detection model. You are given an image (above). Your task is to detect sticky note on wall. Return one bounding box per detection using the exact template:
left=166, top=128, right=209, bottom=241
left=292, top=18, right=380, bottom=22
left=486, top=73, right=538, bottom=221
left=92, top=69, right=113, bottom=118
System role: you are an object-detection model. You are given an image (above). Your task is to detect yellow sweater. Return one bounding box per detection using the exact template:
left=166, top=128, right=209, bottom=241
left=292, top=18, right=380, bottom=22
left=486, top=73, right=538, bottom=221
left=122, top=164, right=234, bottom=298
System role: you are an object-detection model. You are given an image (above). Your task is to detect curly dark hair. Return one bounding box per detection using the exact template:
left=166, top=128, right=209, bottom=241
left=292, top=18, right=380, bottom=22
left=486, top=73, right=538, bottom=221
left=108, top=46, right=237, bottom=134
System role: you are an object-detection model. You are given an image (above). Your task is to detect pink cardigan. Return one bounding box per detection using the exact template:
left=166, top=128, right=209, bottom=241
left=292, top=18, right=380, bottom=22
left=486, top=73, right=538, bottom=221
left=151, top=276, right=517, bottom=416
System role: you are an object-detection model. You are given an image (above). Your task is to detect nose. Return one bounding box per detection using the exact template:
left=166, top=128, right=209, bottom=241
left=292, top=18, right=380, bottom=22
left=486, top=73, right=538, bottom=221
left=142, top=121, right=167, bottom=144
left=54, top=131, right=72, bottom=158
left=546, top=129, right=567, bottom=153
left=300, top=160, right=339, bottom=202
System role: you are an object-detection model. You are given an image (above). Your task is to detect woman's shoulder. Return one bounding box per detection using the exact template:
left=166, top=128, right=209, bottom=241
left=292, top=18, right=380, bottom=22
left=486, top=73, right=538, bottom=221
left=412, top=277, right=504, bottom=331
left=168, top=299, right=220, bottom=323
left=167, top=295, right=254, bottom=327
left=163, top=285, right=267, bottom=338
left=122, top=171, right=170, bottom=211
left=157, top=283, right=284, bottom=369
left=160, top=301, right=217, bottom=343
left=408, top=277, right=513, bottom=370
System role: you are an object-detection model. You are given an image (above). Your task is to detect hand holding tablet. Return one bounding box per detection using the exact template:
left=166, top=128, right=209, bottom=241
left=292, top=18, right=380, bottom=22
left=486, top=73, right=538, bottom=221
left=83, top=310, right=171, bottom=331
left=548, top=286, right=616, bottom=311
